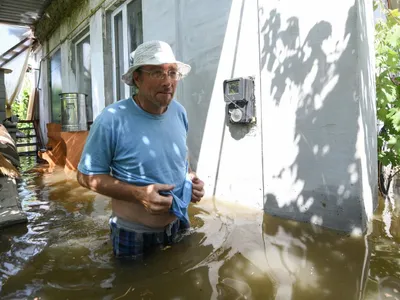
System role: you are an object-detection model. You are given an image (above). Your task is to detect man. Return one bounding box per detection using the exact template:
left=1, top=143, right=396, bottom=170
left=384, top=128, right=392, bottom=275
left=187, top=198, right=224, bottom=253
left=77, top=40, right=205, bottom=259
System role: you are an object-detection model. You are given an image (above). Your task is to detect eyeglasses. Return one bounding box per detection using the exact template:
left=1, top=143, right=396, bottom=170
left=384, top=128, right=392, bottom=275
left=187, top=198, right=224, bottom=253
left=139, top=69, right=183, bottom=81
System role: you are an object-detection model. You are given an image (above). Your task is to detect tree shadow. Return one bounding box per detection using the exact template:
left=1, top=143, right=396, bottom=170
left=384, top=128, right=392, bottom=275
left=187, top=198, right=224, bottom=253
left=261, top=2, right=375, bottom=232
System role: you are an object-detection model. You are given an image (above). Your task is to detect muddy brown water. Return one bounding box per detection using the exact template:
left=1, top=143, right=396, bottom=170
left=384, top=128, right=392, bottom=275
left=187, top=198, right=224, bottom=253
left=0, top=157, right=400, bottom=299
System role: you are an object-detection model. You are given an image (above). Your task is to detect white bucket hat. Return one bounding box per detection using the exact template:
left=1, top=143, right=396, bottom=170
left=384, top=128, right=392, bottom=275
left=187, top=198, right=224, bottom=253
left=121, top=40, right=191, bottom=86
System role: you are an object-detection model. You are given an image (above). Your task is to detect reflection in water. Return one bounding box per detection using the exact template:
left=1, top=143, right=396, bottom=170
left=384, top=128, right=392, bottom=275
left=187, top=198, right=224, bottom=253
left=0, top=157, right=400, bottom=299
left=262, top=213, right=366, bottom=299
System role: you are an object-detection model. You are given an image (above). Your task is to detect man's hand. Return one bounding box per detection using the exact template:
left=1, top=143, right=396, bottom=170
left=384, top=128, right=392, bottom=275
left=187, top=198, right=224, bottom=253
left=137, top=184, right=175, bottom=214
left=189, top=172, right=204, bottom=203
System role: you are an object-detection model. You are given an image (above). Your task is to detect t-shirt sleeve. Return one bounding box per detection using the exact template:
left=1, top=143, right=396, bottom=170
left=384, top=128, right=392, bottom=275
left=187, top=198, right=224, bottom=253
left=77, top=119, right=115, bottom=175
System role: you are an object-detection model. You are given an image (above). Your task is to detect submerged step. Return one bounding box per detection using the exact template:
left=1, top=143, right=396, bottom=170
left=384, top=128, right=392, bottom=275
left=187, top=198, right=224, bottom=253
left=0, top=176, right=27, bottom=228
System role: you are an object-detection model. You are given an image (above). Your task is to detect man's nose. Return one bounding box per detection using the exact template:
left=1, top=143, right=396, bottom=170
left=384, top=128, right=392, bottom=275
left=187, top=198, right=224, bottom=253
left=160, top=74, right=173, bottom=86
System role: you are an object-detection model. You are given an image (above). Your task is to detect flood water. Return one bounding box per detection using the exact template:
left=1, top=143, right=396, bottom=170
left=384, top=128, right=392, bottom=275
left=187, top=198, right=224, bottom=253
left=1, top=157, right=400, bottom=300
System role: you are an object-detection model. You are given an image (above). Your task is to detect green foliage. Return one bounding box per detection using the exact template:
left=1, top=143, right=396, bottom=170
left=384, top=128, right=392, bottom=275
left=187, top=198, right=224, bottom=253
left=375, top=2, right=400, bottom=168
left=11, top=88, right=29, bottom=119
left=11, top=76, right=32, bottom=120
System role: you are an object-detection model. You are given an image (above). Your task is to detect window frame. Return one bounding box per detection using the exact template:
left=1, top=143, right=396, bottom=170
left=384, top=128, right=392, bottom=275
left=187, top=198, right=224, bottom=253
left=74, top=30, right=91, bottom=95
left=110, top=0, right=142, bottom=102
left=73, top=29, right=93, bottom=122
left=111, top=3, right=130, bottom=101
left=48, top=47, right=62, bottom=123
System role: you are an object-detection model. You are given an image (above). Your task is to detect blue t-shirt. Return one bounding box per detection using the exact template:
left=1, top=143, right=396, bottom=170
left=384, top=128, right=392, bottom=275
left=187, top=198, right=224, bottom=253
left=77, top=97, right=192, bottom=225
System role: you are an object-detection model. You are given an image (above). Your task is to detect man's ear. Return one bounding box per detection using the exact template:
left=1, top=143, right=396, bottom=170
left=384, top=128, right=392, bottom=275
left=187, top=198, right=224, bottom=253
left=132, top=71, right=140, bottom=88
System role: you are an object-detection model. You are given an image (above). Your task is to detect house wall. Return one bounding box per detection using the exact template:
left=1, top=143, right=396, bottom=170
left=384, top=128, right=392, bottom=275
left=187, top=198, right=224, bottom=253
left=144, top=0, right=377, bottom=232
left=257, top=0, right=377, bottom=232
left=34, top=0, right=108, bottom=144
left=142, top=0, right=264, bottom=209
left=34, top=0, right=377, bottom=233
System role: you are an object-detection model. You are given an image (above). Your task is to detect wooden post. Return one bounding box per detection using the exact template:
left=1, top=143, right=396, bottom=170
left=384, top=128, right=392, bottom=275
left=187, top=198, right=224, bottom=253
left=0, top=68, right=12, bottom=123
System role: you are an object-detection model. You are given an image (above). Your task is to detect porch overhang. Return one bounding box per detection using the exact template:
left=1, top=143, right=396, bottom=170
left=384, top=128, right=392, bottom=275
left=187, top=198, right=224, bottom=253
left=0, top=0, right=53, bottom=27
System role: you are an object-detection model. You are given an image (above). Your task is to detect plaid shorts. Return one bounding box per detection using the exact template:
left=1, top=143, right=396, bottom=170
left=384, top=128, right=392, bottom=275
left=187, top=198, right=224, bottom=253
left=109, top=217, right=188, bottom=259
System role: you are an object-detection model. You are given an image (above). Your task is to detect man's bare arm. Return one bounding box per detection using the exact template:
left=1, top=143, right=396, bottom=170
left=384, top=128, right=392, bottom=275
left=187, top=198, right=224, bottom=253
left=77, top=171, right=143, bottom=202
left=76, top=171, right=175, bottom=214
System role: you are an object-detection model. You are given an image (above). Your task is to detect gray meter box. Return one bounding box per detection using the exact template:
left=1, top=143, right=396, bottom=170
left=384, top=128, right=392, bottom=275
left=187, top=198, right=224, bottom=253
left=223, top=76, right=255, bottom=124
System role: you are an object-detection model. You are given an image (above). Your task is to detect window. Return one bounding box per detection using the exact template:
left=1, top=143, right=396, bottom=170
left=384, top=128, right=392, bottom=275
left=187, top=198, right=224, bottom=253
left=127, top=0, right=143, bottom=60
left=74, top=32, right=93, bottom=122
left=49, top=49, right=62, bottom=123
left=111, top=0, right=143, bottom=101
left=113, top=12, right=125, bottom=100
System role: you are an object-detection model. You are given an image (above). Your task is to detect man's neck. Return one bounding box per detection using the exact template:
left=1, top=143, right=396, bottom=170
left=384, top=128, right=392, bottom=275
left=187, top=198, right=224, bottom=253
left=134, top=94, right=167, bottom=115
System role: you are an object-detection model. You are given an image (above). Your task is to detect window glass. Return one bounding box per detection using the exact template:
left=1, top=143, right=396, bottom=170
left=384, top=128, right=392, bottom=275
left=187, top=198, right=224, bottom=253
left=50, top=49, right=62, bottom=123
left=76, top=35, right=93, bottom=122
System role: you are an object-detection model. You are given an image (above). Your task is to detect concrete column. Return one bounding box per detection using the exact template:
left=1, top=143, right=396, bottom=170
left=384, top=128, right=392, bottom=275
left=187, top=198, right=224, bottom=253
left=90, top=9, right=106, bottom=120
left=259, top=0, right=377, bottom=233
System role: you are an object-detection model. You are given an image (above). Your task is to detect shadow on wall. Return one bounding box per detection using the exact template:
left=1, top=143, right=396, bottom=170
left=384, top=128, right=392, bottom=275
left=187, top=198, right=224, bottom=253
left=261, top=2, right=374, bottom=232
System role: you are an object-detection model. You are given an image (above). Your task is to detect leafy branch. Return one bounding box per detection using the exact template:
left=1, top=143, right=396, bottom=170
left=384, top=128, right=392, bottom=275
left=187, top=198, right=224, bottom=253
left=375, top=1, right=400, bottom=195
